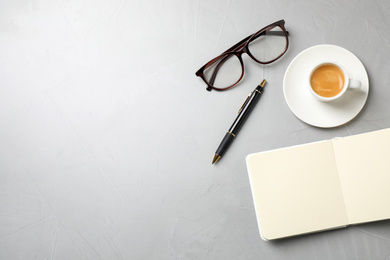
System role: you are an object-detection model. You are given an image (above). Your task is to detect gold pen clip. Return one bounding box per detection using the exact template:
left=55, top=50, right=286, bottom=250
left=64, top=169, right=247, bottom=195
left=238, top=92, right=252, bottom=114
left=238, top=79, right=266, bottom=114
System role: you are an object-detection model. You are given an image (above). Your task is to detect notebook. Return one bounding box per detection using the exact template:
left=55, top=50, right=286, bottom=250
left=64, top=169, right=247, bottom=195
left=246, top=127, right=390, bottom=240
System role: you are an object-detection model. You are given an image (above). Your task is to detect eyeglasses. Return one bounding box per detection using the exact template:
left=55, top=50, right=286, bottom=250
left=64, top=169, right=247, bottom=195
left=195, top=20, right=289, bottom=91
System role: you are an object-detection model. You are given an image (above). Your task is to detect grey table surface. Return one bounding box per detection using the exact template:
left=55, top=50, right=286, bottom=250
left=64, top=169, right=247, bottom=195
left=2, top=0, right=390, bottom=259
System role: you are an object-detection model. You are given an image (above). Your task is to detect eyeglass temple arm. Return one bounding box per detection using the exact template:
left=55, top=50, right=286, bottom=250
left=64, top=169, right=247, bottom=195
left=222, top=30, right=288, bottom=54
left=208, top=30, right=288, bottom=87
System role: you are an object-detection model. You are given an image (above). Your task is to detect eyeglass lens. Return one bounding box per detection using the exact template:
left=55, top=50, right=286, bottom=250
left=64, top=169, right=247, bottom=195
left=203, top=54, right=242, bottom=90
left=248, top=26, right=286, bottom=63
left=202, top=25, right=287, bottom=90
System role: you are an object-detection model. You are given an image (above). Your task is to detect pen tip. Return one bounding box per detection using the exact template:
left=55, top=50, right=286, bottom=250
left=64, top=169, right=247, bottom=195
left=212, top=154, right=221, bottom=164
left=259, top=79, right=266, bottom=87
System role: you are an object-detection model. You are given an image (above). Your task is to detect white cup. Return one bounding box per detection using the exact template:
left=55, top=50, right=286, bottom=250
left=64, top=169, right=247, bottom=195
left=308, top=62, right=361, bottom=102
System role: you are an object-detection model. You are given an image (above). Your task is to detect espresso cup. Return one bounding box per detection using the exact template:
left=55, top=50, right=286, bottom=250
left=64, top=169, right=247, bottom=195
left=308, top=62, right=361, bottom=102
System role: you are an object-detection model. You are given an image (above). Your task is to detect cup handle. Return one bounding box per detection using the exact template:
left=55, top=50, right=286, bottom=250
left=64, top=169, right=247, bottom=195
left=349, top=79, right=361, bottom=89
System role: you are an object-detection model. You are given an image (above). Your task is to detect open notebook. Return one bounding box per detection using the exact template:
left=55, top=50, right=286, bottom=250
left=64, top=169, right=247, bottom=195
left=246, top=128, right=390, bottom=240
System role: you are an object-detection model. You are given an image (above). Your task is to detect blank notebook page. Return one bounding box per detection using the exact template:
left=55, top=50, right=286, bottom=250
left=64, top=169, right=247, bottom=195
left=247, top=141, right=349, bottom=240
left=332, top=128, right=390, bottom=225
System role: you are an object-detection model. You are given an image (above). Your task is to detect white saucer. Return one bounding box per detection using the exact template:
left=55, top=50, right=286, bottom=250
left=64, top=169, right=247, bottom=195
left=283, top=44, right=369, bottom=128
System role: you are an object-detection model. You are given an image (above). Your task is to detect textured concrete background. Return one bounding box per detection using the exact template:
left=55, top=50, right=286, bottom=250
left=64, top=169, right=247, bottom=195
left=1, top=0, right=390, bottom=259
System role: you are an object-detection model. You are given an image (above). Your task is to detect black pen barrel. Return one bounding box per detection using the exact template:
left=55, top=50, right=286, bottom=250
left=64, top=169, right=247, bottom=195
left=228, top=89, right=263, bottom=134
left=212, top=79, right=266, bottom=164
left=215, top=132, right=235, bottom=158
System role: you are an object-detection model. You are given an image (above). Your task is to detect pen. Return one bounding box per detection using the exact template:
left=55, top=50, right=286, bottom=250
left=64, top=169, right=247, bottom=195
left=212, top=79, right=266, bottom=164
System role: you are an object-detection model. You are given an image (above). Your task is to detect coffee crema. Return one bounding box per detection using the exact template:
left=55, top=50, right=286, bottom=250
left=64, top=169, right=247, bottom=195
left=310, top=64, right=345, bottom=98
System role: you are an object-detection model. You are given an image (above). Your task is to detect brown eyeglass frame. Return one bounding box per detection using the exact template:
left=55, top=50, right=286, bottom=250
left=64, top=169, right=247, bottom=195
left=195, top=20, right=289, bottom=91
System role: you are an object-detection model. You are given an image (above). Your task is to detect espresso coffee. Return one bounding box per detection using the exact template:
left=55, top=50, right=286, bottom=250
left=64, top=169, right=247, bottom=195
left=310, top=64, right=345, bottom=98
